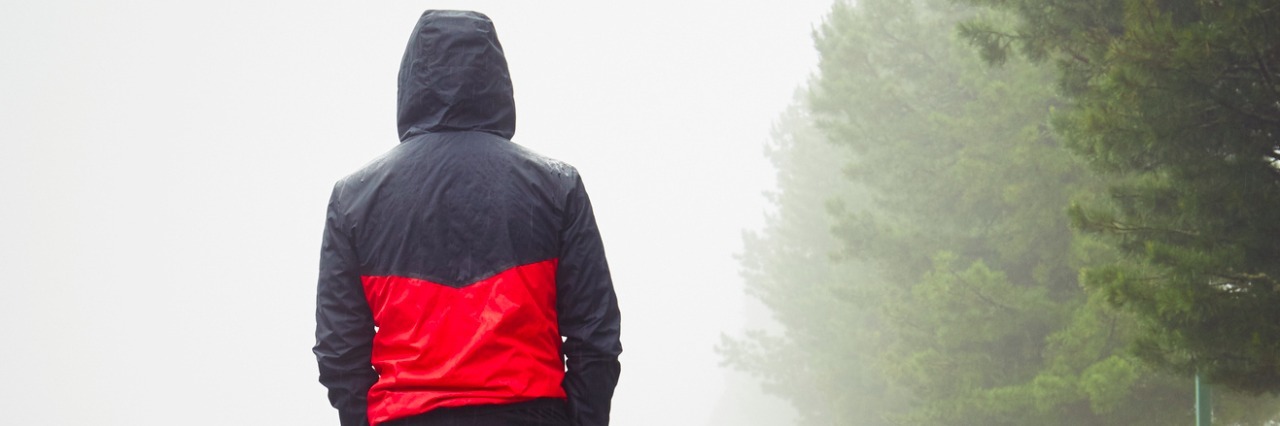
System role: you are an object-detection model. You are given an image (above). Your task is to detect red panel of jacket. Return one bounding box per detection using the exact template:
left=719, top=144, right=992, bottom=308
left=360, top=260, right=567, bottom=425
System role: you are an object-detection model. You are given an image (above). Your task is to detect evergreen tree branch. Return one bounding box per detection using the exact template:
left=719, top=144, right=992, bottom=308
left=1203, top=89, right=1280, bottom=126
left=1251, top=49, right=1279, bottom=100
left=948, top=270, right=1019, bottom=313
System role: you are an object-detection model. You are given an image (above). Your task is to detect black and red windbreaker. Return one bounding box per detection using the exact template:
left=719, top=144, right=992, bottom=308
left=313, top=10, right=622, bottom=426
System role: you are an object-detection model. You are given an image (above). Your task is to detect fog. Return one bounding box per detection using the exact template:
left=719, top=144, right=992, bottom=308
left=0, top=1, right=830, bottom=424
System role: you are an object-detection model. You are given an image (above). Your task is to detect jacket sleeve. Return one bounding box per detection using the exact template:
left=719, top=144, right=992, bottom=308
left=556, top=172, right=623, bottom=426
left=313, top=182, right=377, bottom=426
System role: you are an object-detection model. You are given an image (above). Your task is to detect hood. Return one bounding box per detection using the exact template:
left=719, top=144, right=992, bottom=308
left=397, top=10, right=516, bottom=141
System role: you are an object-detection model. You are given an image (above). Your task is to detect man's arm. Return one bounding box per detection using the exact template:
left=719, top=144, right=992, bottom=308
left=313, top=183, right=377, bottom=426
left=556, top=173, right=623, bottom=426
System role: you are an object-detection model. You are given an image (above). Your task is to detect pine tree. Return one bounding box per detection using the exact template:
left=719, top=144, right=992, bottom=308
left=726, top=0, right=1280, bottom=423
left=957, top=0, right=1280, bottom=392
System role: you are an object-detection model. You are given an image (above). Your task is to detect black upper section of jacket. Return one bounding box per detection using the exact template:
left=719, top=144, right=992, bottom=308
left=339, top=131, right=571, bottom=286
left=316, top=10, right=621, bottom=426
left=397, top=10, right=515, bottom=141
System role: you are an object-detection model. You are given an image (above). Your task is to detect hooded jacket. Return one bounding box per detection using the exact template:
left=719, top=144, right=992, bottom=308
left=314, top=10, right=622, bottom=426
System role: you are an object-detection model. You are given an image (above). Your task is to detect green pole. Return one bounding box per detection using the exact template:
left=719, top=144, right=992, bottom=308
left=1196, top=370, right=1211, bottom=426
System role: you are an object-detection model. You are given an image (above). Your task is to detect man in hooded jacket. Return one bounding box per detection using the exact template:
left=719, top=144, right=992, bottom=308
left=313, top=10, right=622, bottom=426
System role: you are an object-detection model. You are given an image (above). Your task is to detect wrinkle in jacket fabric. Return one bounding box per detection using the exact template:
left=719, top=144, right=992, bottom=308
left=397, top=10, right=516, bottom=141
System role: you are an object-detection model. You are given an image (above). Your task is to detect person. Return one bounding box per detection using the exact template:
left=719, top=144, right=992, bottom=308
left=313, top=10, right=622, bottom=426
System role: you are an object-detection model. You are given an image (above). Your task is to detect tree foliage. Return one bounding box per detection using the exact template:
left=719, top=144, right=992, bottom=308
left=722, top=97, right=902, bottom=425
left=804, top=0, right=1195, bottom=423
left=724, top=0, right=1280, bottom=423
left=956, top=0, right=1280, bottom=392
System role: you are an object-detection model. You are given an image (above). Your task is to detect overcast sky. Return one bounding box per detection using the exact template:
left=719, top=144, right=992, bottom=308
left=0, top=1, right=832, bottom=424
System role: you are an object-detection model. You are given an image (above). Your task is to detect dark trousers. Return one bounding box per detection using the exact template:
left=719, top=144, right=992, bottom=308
left=380, top=398, right=570, bottom=426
